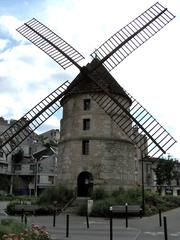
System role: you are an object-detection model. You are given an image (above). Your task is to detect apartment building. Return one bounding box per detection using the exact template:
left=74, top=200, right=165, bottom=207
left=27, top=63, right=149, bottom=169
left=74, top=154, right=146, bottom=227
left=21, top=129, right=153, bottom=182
left=0, top=117, right=58, bottom=195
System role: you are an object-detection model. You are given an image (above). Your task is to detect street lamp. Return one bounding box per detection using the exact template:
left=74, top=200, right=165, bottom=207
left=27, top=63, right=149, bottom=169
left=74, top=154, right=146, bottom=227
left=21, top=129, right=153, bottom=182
left=141, top=152, right=145, bottom=215
left=34, top=155, right=48, bottom=197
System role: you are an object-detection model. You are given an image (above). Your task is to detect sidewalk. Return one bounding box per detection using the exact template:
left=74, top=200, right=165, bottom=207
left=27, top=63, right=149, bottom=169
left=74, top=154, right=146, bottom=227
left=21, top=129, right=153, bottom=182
left=26, top=207, right=180, bottom=240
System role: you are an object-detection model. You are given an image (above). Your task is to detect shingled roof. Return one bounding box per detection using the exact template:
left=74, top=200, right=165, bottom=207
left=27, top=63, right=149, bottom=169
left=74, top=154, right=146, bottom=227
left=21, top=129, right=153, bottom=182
left=62, top=58, right=131, bottom=101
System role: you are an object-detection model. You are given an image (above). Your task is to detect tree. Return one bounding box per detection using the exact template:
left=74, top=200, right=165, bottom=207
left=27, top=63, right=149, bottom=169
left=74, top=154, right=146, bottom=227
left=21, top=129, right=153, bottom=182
left=0, top=175, right=11, bottom=192
left=12, top=149, right=24, bottom=162
left=154, top=158, right=178, bottom=194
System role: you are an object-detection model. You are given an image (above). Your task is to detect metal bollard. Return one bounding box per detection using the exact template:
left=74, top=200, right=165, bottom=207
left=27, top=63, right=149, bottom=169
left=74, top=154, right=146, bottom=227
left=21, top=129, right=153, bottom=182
left=53, top=209, right=56, bottom=227
left=109, top=207, right=113, bottom=240
left=125, top=203, right=128, bottom=228
left=24, top=213, right=27, bottom=226
left=21, top=208, right=24, bottom=223
left=159, top=209, right=162, bottom=227
left=86, top=214, right=89, bottom=228
left=163, top=216, right=168, bottom=240
left=66, top=214, right=69, bottom=238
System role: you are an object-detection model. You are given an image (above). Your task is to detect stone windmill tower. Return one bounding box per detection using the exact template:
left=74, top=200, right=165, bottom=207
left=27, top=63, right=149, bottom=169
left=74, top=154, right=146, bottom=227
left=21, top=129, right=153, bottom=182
left=58, top=58, right=144, bottom=196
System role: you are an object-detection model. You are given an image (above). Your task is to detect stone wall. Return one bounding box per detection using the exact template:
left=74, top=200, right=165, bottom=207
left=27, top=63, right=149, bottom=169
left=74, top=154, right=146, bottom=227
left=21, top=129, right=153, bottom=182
left=58, top=93, right=138, bottom=192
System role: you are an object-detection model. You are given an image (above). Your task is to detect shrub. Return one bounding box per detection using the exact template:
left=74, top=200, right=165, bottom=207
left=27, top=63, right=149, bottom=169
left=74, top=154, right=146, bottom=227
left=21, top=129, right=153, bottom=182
left=77, top=202, right=87, bottom=216
left=38, top=183, right=74, bottom=207
left=0, top=223, right=50, bottom=240
left=6, top=201, right=17, bottom=215
left=91, top=187, right=108, bottom=200
left=88, top=187, right=180, bottom=217
left=90, top=198, right=116, bottom=217
left=111, top=187, right=125, bottom=198
left=0, top=218, right=25, bottom=239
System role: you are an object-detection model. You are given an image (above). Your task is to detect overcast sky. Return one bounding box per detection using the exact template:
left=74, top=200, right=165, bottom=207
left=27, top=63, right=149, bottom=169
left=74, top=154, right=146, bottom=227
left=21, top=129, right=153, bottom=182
left=0, top=0, right=179, bottom=159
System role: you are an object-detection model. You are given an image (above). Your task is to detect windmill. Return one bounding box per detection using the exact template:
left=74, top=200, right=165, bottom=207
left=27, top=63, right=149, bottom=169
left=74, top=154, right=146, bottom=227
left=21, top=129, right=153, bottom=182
left=0, top=2, right=177, bottom=160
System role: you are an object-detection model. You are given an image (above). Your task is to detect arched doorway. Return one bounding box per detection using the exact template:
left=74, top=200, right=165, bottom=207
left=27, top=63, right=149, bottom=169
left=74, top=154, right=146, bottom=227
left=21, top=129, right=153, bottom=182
left=77, top=171, right=93, bottom=197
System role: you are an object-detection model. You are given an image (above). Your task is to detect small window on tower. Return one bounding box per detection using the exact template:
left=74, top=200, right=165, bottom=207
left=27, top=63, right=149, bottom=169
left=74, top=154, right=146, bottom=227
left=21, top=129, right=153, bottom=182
left=0, top=151, right=3, bottom=158
left=82, top=140, right=90, bottom=155
left=83, top=99, right=91, bottom=110
left=83, top=119, right=90, bottom=130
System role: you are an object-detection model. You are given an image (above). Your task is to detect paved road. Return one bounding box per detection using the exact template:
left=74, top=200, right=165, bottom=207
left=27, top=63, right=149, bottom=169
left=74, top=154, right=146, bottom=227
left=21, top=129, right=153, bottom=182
left=23, top=207, right=180, bottom=240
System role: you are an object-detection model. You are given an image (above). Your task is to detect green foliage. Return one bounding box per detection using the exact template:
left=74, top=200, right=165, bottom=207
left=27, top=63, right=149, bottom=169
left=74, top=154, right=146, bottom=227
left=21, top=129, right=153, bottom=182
left=87, top=187, right=180, bottom=217
left=38, top=183, right=73, bottom=206
left=91, top=187, right=108, bottom=200
left=91, top=198, right=116, bottom=217
left=0, top=176, right=11, bottom=193
left=111, top=187, right=125, bottom=198
left=123, top=188, right=142, bottom=204
left=77, top=202, right=87, bottom=216
left=0, top=221, right=50, bottom=240
left=0, top=218, right=25, bottom=239
left=154, top=159, right=178, bottom=194
left=6, top=201, right=16, bottom=215
left=12, top=149, right=24, bottom=162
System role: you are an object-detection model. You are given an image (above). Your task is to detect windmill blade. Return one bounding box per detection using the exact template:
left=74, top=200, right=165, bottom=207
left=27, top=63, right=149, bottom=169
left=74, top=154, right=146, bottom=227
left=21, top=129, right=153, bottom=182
left=87, top=71, right=176, bottom=158
left=0, top=81, right=70, bottom=155
left=91, top=2, right=175, bottom=71
left=17, top=18, right=84, bottom=70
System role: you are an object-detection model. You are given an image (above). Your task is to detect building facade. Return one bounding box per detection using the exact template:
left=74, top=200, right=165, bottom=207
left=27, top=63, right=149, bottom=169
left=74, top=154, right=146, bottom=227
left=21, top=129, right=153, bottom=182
left=0, top=117, right=57, bottom=195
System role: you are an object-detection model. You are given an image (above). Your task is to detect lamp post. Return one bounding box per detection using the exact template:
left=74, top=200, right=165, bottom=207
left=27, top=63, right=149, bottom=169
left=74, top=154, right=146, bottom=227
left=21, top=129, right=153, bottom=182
left=34, top=155, right=48, bottom=197
left=141, top=152, right=145, bottom=215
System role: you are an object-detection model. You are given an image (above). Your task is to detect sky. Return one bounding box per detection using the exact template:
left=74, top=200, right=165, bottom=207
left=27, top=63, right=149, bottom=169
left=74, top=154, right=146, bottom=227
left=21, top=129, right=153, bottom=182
left=0, top=0, right=179, bottom=159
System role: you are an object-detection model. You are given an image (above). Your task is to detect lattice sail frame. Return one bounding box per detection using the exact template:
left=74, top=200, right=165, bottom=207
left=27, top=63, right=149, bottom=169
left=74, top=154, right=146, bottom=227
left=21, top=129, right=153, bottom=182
left=88, top=70, right=176, bottom=157
left=0, top=81, right=70, bottom=155
left=17, top=18, right=84, bottom=70
left=91, top=2, right=175, bottom=71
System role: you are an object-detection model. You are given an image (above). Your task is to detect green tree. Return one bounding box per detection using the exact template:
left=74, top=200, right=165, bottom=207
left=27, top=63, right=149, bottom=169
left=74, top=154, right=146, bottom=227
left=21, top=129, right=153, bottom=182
left=154, top=158, right=178, bottom=194
left=0, top=175, right=11, bottom=192
left=12, top=149, right=24, bottom=162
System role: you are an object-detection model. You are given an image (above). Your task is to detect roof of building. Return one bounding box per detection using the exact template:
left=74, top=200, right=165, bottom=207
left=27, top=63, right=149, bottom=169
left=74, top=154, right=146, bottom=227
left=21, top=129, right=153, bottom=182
left=33, top=146, right=56, bottom=160
left=62, top=58, right=131, bottom=102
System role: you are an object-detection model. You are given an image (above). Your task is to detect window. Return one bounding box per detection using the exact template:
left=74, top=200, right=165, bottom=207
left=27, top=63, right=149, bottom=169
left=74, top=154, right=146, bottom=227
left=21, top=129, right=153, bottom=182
left=30, top=165, right=35, bottom=171
left=177, top=178, right=180, bottom=186
left=82, top=140, right=90, bottom=155
left=14, top=165, right=21, bottom=171
left=48, top=176, right=54, bottom=184
left=0, top=151, right=3, bottom=158
left=83, top=119, right=90, bottom=130
left=83, top=99, right=91, bottom=110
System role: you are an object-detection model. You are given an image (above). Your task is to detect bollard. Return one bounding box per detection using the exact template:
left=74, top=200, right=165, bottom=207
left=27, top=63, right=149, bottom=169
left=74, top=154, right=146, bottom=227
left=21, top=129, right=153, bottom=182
left=21, top=208, right=24, bottom=223
left=53, top=209, right=56, bottom=227
left=163, top=216, right=168, bottom=240
left=159, top=209, right=162, bottom=227
left=109, top=207, right=113, bottom=240
left=86, top=214, right=89, bottom=228
left=125, top=203, right=128, bottom=228
left=24, top=213, right=27, bottom=226
left=66, top=214, right=69, bottom=238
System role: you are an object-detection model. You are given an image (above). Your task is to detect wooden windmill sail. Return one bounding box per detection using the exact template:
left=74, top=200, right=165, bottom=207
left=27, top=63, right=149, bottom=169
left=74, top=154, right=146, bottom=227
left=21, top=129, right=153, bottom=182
left=0, top=2, right=176, bottom=157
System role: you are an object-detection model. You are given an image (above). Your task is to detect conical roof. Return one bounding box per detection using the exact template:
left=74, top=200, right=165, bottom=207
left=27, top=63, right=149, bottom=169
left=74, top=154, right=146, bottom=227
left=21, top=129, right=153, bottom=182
left=62, top=58, right=131, bottom=102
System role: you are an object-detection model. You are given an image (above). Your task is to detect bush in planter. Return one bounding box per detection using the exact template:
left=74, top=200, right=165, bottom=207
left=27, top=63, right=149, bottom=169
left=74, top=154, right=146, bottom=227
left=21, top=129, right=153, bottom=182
left=111, top=187, right=125, bottom=198
left=77, top=202, right=87, bottom=216
left=38, top=183, right=74, bottom=207
left=90, top=198, right=116, bottom=217
left=6, top=201, right=17, bottom=215
left=163, top=195, right=180, bottom=206
left=91, top=187, right=108, bottom=200
left=1, top=223, right=50, bottom=240
left=0, top=218, right=25, bottom=239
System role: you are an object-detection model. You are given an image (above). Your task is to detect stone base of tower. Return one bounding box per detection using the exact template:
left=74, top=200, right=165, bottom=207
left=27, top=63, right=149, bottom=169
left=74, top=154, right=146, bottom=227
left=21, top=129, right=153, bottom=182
left=58, top=138, right=137, bottom=196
